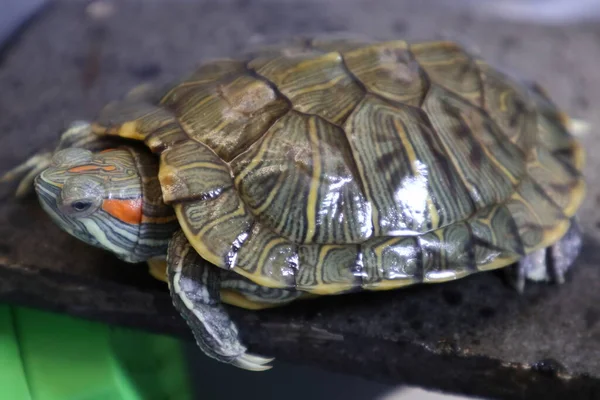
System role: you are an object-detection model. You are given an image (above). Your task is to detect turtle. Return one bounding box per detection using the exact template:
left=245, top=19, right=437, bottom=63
left=1, top=37, right=586, bottom=371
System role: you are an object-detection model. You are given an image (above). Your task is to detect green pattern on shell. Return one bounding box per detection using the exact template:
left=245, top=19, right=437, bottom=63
left=94, top=38, right=585, bottom=293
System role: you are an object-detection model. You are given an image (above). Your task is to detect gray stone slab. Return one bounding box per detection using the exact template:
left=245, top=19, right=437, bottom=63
left=0, top=0, right=49, bottom=51
left=0, top=1, right=599, bottom=399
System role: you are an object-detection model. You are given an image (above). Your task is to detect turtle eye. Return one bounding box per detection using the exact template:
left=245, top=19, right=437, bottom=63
left=60, top=197, right=98, bottom=217
left=71, top=200, right=93, bottom=213
left=59, top=175, right=104, bottom=216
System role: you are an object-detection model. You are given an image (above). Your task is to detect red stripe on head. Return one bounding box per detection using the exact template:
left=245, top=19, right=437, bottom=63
left=101, top=198, right=143, bottom=225
left=68, top=165, right=117, bottom=173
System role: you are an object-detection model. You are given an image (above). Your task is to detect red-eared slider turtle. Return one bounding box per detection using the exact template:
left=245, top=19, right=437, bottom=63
left=2, top=38, right=586, bottom=371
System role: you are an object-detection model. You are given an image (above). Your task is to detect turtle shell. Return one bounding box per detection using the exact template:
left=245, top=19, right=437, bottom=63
left=95, top=38, right=585, bottom=294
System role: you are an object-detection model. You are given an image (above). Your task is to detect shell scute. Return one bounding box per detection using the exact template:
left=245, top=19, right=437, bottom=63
left=343, top=40, right=426, bottom=106
left=422, top=85, right=519, bottom=208
left=343, top=94, right=476, bottom=235
left=505, top=178, right=569, bottom=251
left=159, top=140, right=232, bottom=203
left=361, top=236, right=420, bottom=289
left=477, top=60, right=538, bottom=154
left=231, top=111, right=372, bottom=244
left=296, top=244, right=360, bottom=294
left=419, top=223, right=474, bottom=283
left=233, top=222, right=298, bottom=289
left=467, top=205, right=524, bottom=271
left=410, top=41, right=483, bottom=106
left=161, top=69, right=289, bottom=162
left=249, top=51, right=364, bottom=125
left=175, top=189, right=254, bottom=268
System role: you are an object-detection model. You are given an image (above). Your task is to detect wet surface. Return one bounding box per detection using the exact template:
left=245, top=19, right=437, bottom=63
left=0, top=1, right=599, bottom=399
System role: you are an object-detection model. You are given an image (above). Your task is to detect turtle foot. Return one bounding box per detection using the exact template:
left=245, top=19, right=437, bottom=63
left=168, top=231, right=275, bottom=371
left=507, top=218, right=582, bottom=292
left=0, top=152, right=53, bottom=197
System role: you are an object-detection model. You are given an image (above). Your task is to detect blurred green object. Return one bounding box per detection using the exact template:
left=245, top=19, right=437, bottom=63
left=0, top=304, right=192, bottom=400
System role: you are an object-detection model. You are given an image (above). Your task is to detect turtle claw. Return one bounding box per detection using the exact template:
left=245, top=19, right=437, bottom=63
left=0, top=152, right=53, bottom=197
left=565, top=117, right=590, bottom=138
left=507, top=218, right=582, bottom=292
left=238, top=352, right=275, bottom=365
left=232, top=353, right=274, bottom=371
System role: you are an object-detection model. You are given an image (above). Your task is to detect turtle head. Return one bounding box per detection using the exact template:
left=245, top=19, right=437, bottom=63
left=34, top=147, right=177, bottom=263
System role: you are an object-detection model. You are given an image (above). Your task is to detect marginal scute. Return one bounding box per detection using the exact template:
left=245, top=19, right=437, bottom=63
left=536, top=112, right=574, bottom=153
left=297, top=244, right=360, bottom=293
left=419, top=223, right=474, bottom=283
left=175, top=188, right=254, bottom=269
left=159, top=140, right=232, bottom=203
left=526, top=146, right=582, bottom=212
left=468, top=205, right=524, bottom=271
left=145, top=123, right=189, bottom=153
left=505, top=178, right=568, bottom=251
left=233, top=223, right=298, bottom=289
left=361, top=236, right=420, bottom=289
left=93, top=99, right=178, bottom=142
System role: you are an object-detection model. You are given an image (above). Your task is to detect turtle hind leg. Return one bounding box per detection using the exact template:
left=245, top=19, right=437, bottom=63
left=167, top=231, right=274, bottom=371
left=145, top=256, right=303, bottom=311
left=506, top=218, right=583, bottom=292
left=220, top=270, right=303, bottom=310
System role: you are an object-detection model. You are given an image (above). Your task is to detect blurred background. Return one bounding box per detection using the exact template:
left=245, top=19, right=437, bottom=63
left=1, top=1, right=598, bottom=399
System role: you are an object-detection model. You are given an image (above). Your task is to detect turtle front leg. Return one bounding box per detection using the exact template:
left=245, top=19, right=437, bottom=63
left=1, top=121, right=118, bottom=197
left=0, top=152, right=53, bottom=197
left=167, top=231, right=274, bottom=371
left=507, top=218, right=583, bottom=292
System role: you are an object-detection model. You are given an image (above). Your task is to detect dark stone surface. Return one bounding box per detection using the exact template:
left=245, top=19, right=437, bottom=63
left=0, top=0, right=49, bottom=60
left=1, top=1, right=599, bottom=399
